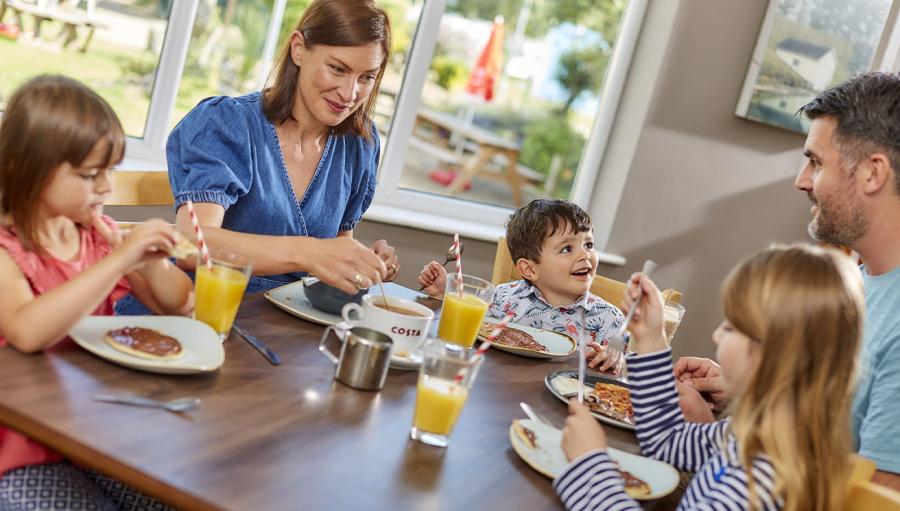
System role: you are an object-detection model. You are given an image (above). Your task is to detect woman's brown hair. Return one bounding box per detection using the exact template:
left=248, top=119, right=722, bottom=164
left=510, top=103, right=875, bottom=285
left=0, top=75, right=125, bottom=252
left=262, top=0, right=391, bottom=143
left=723, top=244, right=864, bottom=511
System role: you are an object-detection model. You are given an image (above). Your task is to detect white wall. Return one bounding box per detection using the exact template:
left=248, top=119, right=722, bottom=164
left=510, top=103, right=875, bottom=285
left=594, top=0, right=814, bottom=359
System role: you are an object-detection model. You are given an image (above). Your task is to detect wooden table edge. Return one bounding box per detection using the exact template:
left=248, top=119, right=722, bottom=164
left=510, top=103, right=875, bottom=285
left=0, top=405, right=218, bottom=511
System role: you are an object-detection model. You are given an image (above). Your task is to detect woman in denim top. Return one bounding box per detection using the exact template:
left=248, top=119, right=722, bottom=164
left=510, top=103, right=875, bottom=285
left=172, top=0, right=396, bottom=297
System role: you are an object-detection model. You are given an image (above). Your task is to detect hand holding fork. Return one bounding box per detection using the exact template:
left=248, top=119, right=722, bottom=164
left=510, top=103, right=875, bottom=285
left=615, top=261, right=670, bottom=355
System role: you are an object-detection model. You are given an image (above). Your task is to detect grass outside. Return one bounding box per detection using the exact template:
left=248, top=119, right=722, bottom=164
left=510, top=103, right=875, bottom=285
left=0, top=35, right=154, bottom=137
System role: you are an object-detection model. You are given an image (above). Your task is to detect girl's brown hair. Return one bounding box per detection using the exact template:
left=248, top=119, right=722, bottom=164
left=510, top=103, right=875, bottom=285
left=723, top=244, right=864, bottom=511
left=262, top=0, right=391, bottom=143
left=0, top=75, right=125, bottom=252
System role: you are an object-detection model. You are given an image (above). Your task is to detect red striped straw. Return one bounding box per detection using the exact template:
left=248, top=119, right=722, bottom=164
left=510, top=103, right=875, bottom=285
left=185, top=200, right=212, bottom=270
left=453, top=233, right=463, bottom=298
left=453, top=314, right=513, bottom=384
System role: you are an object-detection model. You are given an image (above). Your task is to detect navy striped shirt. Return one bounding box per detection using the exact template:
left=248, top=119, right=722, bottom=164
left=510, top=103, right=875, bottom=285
left=553, top=349, right=782, bottom=510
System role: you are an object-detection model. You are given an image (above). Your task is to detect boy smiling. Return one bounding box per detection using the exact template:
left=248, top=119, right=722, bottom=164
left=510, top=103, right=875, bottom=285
left=419, top=199, right=625, bottom=372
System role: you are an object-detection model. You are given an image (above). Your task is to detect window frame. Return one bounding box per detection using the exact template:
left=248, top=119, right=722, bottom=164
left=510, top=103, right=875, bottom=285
left=121, top=0, right=290, bottom=168
left=120, top=0, right=197, bottom=168
left=366, top=0, right=649, bottom=252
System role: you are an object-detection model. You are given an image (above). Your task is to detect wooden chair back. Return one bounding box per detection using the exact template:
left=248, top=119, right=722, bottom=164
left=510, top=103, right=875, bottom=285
left=109, top=171, right=173, bottom=207
left=108, top=171, right=173, bottom=229
left=845, top=456, right=900, bottom=511
left=491, top=237, right=682, bottom=308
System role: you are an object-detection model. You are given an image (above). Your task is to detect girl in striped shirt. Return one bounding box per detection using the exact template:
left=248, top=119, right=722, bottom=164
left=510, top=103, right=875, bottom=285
left=554, top=245, right=864, bottom=511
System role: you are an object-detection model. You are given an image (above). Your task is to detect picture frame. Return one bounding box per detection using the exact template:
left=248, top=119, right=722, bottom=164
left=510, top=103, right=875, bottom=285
left=735, top=0, right=895, bottom=134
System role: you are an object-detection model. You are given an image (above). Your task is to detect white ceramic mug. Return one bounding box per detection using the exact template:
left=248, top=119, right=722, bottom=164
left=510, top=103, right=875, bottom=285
left=342, top=295, right=435, bottom=358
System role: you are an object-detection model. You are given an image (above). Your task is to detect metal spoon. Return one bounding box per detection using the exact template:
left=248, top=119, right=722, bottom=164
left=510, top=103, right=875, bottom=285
left=92, top=394, right=201, bottom=413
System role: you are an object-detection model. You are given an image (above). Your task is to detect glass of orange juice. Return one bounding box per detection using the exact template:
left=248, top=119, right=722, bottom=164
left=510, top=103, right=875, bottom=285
left=411, top=340, right=483, bottom=447
left=437, top=273, right=494, bottom=349
left=194, top=248, right=252, bottom=340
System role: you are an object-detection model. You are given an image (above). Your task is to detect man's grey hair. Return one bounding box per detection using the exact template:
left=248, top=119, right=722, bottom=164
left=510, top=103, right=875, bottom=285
left=799, top=72, right=900, bottom=194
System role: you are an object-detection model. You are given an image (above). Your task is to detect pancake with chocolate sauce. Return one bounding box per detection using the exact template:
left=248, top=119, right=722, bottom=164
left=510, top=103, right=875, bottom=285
left=104, top=327, right=184, bottom=360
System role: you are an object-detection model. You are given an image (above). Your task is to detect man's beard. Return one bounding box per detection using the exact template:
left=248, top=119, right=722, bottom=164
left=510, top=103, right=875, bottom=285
left=807, top=192, right=867, bottom=246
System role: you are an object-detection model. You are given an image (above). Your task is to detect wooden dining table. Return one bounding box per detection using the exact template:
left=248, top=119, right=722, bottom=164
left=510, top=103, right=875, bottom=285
left=0, top=289, right=682, bottom=510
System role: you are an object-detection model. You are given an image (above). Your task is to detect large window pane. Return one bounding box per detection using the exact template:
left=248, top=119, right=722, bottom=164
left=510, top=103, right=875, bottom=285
left=0, top=0, right=171, bottom=138
left=392, top=0, right=628, bottom=209
left=171, top=0, right=278, bottom=127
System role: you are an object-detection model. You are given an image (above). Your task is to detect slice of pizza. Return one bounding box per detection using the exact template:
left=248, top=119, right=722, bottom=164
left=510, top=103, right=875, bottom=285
left=586, top=382, right=635, bottom=425
left=619, top=469, right=652, bottom=497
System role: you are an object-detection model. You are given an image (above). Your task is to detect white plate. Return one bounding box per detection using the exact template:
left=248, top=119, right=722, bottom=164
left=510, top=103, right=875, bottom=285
left=265, top=281, right=344, bottom=326
left=477, top=320, right=576, bottom=359
left=265, top=281, right=440, bottom=327
left=509, top=419, right=679, bottom=500
left=69, top=316, right=225, bottom=375
left=390, top=350, right=422, bottom=371
left=545, top=370, right=635, bottom=431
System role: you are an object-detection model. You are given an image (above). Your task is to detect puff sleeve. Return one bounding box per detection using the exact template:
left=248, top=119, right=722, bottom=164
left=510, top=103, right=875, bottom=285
left=167, top=96, right=255, bottom=211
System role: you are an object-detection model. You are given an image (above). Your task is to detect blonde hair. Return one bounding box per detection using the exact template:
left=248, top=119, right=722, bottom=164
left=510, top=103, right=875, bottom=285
left=0, top=75, right=124, bottom=253
left=723, top=244, right=864, bottom=511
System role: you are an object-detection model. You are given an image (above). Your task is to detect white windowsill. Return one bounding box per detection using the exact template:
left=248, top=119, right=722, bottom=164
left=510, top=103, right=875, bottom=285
left=363, top=203, right=627, bottom=267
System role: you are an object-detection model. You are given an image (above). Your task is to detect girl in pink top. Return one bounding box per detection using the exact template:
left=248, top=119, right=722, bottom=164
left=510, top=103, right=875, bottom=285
left=0, top=76, right=192, bottom=510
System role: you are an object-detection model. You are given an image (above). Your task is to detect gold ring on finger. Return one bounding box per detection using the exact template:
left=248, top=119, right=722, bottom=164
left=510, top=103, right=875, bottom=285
left=354, top=273, right=364, bottom=289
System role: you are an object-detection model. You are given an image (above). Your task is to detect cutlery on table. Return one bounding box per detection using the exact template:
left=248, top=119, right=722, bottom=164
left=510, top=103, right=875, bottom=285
left=232, top=324, right=281, bottom=365
left=520, top=401, right=560, bottom=429
left=92, top=394, right=200, bottom=413
left=604, top=260, right=658, bottom=362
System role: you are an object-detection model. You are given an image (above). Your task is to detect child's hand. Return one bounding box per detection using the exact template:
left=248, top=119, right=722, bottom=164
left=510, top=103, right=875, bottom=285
left=417, top=261, right=447, bottom=298
left=675, top=380, right=716, bottom=423
left=674, top=356, right=729, bottom=411
left=91, top=210, right=123, bottom=248
left=585, top=341, right=624, bottom=375
left=621, top=272, right=667, bottom=354
left=112, top=219, right=177, bottom=273
left=561, top=398, right=608, bottom=461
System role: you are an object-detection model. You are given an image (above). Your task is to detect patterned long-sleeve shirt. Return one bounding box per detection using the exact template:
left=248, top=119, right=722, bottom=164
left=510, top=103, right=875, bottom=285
left=487, top=280, right=624, bottom=344
left=553, top=349, right=782, bottom=511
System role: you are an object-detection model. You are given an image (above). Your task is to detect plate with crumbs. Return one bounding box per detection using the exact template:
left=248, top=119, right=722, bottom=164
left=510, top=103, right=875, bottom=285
left=69, top=316, right=224, bottom=375
left=509, top=418, right=679, bottom=500
left=545, top=370, right=635, bottom=430
left=477, top=320, right=576, bottom=359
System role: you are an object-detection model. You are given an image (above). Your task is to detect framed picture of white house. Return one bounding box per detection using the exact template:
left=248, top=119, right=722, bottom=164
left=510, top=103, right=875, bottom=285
left=736, top=0, right=894, bottom=133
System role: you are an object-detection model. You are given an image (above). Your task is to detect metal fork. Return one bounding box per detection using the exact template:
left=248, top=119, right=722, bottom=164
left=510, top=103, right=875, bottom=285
left=605, top=260, right=657, bottom=360
left=92, top=394, right=200, bottom=413
left=418, top=242, right=465, bottom=291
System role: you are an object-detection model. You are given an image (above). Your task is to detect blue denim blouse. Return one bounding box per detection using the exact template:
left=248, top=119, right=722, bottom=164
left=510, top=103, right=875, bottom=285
left=169, top=92, right=379, bottom=292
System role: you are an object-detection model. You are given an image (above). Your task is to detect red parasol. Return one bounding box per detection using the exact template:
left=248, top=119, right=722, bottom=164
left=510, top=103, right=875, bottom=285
left=465, top=16, right=505, bottom=102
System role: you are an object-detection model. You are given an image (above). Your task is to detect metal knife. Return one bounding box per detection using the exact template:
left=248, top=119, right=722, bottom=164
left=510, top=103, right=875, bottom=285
left=232, top=324, right=281, bottom=366
left=519, top=402, right=559, bottom=429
